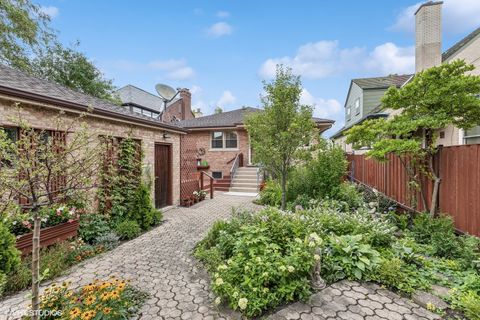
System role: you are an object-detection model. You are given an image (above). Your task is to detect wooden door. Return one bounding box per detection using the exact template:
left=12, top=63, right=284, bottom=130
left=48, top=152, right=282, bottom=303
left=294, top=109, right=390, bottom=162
left=154, top=144, right=172, bottom=208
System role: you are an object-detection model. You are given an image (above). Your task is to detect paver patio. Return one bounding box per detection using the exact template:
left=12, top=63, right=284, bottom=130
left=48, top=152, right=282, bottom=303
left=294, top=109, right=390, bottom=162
left=0, top=193, right=441, bottom=320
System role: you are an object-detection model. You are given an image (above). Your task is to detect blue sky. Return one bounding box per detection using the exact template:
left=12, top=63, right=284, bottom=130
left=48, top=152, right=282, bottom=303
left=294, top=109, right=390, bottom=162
left=37, top=0, right=480, bottom=136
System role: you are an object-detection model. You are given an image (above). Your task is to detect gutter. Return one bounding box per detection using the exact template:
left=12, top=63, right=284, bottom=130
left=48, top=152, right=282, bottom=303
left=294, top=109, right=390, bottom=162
left=0, top=86, right=187, bottom=134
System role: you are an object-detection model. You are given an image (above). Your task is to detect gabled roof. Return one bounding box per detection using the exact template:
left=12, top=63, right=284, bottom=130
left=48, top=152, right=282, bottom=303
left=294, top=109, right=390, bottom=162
left=442, top=26, right=480, bottom=61
left=352, top=74, right=413, bottom=89
left=0, top=64, right=185, bottom=132
left=116, top=84, right=178, bottom=113
left=179, top=107, right=261, bottom=128
left=178, top=107, right=335, bottom=129
left=330, top=112, right=388, bottom=139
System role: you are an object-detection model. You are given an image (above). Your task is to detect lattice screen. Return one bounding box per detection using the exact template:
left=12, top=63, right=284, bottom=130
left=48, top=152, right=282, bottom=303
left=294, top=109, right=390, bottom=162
left=180, top=134, right=199, bottom=200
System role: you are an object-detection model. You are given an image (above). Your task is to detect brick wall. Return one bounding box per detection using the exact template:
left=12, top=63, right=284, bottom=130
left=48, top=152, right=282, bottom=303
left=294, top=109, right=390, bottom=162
left=0, top=97, right=182, bottom=206
left=190, top=128, right=250, bottom=177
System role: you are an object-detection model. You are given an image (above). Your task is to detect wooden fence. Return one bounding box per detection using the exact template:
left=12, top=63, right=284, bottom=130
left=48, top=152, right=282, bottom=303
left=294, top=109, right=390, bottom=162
left=347, top=145, right=480, bottom=236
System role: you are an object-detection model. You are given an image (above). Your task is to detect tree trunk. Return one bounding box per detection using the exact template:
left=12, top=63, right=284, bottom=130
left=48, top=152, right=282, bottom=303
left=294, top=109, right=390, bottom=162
left=280, top=171, right=287, bottom=210
left=31, top=210, right=41, bottom=320
left=428, top=155, right=441, bottom=218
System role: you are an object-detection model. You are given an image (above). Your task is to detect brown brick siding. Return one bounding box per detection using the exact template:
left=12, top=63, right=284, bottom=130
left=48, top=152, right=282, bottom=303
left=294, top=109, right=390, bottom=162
left=0, top=97, right=182, bottom=206
left=190, top=129, right=250, bottom=177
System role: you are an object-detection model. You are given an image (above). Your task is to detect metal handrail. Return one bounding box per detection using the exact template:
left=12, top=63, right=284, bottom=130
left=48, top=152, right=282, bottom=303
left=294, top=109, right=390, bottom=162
left=230, top=153, right=242, bottom=179
left=200, top=171, right=214, bottom=199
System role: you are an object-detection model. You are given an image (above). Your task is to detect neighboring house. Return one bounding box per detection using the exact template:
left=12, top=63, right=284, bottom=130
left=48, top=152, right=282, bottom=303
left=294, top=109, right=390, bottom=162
left=116, top=84, right=195, bottom=122
left=333, top=1, right=480, bottom=150
left=179, top=107, right=334, bottom=191
left=331, top=74, right=412, bottom=152
left=0, top=64, right=186, bottom=208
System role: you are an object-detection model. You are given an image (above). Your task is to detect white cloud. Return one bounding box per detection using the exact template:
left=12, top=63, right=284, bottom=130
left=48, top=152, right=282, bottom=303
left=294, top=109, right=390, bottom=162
left=166, top=67, right=195, bottom=80
left=216, top=11, right=230, bottom=18
left=190, top=85, right=202, bottom=95
left=390, top=0, right=480, bottom=34
left=148, top=59, right=186, bottom=70
left=259, top=40, right=414, bottom=79
left=217, top=90, right=236, bottom=106
left=206, top=22, right=233, bottom=37
left=40, top=6, right=59, bottom=19
left=300, top=89, right=342, bottom=118
left=365, top=43, right=415, bottom=75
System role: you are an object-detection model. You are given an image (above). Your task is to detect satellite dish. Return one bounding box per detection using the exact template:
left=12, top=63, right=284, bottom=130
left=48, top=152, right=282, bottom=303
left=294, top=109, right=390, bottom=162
left=155, top=84, right=177, bottom=101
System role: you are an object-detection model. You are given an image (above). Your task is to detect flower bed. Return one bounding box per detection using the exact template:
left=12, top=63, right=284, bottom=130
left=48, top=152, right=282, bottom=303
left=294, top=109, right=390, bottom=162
left=15, top=219, right=79, bottom=255
left=34, top=277, right=147, bottom=319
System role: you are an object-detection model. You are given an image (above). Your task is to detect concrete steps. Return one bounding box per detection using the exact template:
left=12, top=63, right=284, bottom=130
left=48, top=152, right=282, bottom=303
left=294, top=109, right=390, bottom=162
left=229, top=166, right=262, bottom=193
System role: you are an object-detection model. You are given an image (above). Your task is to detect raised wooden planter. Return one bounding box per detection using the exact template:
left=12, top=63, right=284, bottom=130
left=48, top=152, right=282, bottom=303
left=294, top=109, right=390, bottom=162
left=15, top=220, right=79, bottom=256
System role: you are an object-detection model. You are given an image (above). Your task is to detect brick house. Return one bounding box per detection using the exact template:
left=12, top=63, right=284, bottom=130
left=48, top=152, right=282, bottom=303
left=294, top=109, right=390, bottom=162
left=0, top=64, right=187, bottom=208
left=178, top=107, right=335, bottom=191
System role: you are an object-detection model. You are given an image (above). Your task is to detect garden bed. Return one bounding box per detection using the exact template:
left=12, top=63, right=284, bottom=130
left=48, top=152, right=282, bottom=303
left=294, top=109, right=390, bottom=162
left=15, top=220, right=79, bottom=256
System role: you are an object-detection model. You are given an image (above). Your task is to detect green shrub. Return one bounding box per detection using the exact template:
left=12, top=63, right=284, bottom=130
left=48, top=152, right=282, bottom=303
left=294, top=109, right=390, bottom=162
left=195, top=207, right=321, bottom=317
left=0, top=222, right=20, bottom=275
left=358, top=184, right=397, bottom=214
left=451, top=274, right=480, bottom=320
left=322, top=234, right=381, bottom=282
left=0, top=272, right=6, bottom=296
left=372, top=258, right=415, bottom=294
left=258, top=180, right=282, bottom=207
left=335, top=182, right=365, bottom=210
left=78, top=213, right=111, bottom=244
left=151, top=209, right=163, bottom=226
left=94, top=231, right=120, bottom=250
left=131, top=183, right=156, bottom=230
left=411, top=213, right=460, bottom=258
left=287, top=140, right=347, bottom=201
left=116, top=220, right=141, bottom=240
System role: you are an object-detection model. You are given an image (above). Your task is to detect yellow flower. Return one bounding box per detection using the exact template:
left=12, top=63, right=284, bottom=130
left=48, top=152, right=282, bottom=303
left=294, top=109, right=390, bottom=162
left=103, top=307, right=112, bottom=314
left=118, top=283, right=126, bottom=291
left=70, top=307, right=81, bottom=318
left=85, top=295, right=96, bottom=305
left=100, top=292, right=110, bottom=301
left=110, top=290, right=120, bottom=299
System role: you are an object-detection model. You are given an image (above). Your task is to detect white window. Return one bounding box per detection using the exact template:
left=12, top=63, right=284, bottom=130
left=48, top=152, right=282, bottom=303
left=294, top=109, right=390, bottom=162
left=211, top=131, right=238, bottom=149
left=355, top=98, right=360, bottom=114
left=347, top=107, right=351, bottom=118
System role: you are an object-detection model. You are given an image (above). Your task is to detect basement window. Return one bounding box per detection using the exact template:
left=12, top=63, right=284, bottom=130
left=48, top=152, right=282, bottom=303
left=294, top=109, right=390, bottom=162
left=212, top=171, right=223, bottom=179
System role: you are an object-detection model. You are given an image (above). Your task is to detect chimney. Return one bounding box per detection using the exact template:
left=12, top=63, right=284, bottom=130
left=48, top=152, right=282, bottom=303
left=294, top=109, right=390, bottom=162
left=415, top=1, right=443, bottom=72
left=178, top=88, right=193, bottom=120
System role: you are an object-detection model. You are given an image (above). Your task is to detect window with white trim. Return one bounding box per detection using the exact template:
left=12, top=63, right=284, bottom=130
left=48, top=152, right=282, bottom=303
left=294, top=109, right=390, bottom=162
left=354, top=98, right=360, bottom=115
left=211, top=131, right=238, bottom=149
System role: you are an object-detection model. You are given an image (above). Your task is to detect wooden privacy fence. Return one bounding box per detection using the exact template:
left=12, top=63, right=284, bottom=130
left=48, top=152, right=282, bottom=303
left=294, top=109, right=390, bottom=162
left=347, top=144, right=480, bottom=237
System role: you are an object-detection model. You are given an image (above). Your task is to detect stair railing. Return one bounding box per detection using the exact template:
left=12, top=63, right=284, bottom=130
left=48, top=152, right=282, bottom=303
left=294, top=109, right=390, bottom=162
left=200, top=171, right=214, bottom=199
left=230, top=153, right=243, bottom=180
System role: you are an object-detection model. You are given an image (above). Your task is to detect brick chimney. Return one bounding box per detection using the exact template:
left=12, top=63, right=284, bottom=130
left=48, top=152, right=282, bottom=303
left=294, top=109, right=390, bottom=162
left=415, top=1, right=443, bottom=72
left=178, top=88, right=193, bottom=120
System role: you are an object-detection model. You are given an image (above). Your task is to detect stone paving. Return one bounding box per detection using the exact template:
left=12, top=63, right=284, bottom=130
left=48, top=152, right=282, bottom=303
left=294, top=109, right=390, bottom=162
left=0, top=193, right=442, bottom=320
left=268, top=281, right=442, bottom=320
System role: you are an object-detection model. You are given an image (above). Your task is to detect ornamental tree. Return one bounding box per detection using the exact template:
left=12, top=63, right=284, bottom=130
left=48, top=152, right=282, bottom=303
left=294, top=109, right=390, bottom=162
left=0, top=105, right=104, bottom=319
left=346, top=60, right=480, bottom=217
left=246, top=65, right=316, bottom=209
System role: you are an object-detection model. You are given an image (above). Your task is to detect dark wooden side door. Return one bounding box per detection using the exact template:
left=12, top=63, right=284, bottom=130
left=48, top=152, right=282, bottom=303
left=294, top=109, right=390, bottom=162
left=154, top=144, right=172, bottom=208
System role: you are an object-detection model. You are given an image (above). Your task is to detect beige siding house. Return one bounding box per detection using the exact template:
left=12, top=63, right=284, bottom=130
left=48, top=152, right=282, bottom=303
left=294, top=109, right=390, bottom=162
left=333, top=1, right=480, bottom=151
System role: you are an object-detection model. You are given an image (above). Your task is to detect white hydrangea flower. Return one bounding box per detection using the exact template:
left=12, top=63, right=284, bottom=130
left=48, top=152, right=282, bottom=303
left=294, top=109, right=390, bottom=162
left=238, top=298, right=248, bottom=310
left=287, top=266, right=295, bottom=273
left=215, top=278, right=224, bottom=286
left=214, top=297, right=221, bottom=305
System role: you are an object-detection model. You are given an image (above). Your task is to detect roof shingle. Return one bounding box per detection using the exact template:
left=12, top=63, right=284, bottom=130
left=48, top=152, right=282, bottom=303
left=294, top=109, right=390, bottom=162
left=352, top=74, right=412, bottom=89
left=0, top=64, right=184, bottom=131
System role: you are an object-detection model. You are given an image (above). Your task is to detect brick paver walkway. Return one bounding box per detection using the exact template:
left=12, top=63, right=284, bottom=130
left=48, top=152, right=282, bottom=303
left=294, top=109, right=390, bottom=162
left=0, top=193, right=441, bottom=320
